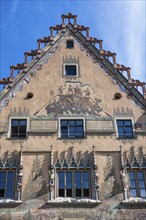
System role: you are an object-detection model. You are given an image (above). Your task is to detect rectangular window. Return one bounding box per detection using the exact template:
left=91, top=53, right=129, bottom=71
left=128, top=171, right=146, bottom=198
left=60, top=119, right=84, bottom=138
left=117, top=120, right=133, bottom=138
left=66, top=40, right=74, bottom=48
left=58, top=170, right=89, bottom=198
left=0, top=171, right=15, bottom=199
left=11, top=119, right=27, bottom=138
left=65, top=65, right=77, bottom=76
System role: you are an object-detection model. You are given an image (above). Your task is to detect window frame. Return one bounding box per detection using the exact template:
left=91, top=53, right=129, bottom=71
left=0, top=170, right=16, bottom=199
left=58, top=117, right=85, bottom=139
left=57, top=169, right=90, bottom=198
left=63, top=63, right=79, bottom=77
left=8, top=117, right=29, bottom=139
left=115, top=117, right=134, bottom=139
left=128, top=170, right=146, bottom=199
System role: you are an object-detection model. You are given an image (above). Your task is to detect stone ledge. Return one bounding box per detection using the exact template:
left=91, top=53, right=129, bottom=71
left=0, top=199, right=22, bottom=204
left=47, top=197, right=101, bottom=204
left=135, top=130, right=146, bottom=135
left=122, top=197, right=146, bottom=205
left=0, top=200, right=22, bottom=208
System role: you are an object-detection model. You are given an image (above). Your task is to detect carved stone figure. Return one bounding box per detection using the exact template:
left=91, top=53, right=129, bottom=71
left=121, top=171, right=128, bottom=190
left=121, top=171, right=129, bottom=200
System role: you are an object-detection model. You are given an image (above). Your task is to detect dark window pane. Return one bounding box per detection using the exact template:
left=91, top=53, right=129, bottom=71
left=6, top=181, right=13, bottom=190
left=6, top=190, right=13, bottom=198
left=75, top=173, right=81, bottom=188
left=59, top=172, right=64, bottom=197
left=130, top=180, right=136, bottom=188
left=67, top=40, right=74, bottom=48
left=140, top=189, right=146, bottom=198
left=0, top=189, right=5, bottom=197
left=82, top=172, right=89, bottom=180
left=83, top=172, right=89, bottom=197
left=19, top=127, right=27, bottom=137
left=138, top=181, right=145, bottom=188
left=137, top=172, right=144, bottom=180
left=0, top=181, right=5, bottom=189
left=19, top=120, right=27, bottom=126
left=11, top=120, right=19, bottom=126
left=118, top=127, right=124, bottom=136
left=0, top=172, right=6, bottom=180
left=76, top=189, right=81, bottom=197
left=75, top=172, right=81, bottom=181
left=69, top=127, right=75, bottom=137
left=69, top=121, right=75, bottom=126
left=117, top=120, right=124, bottom=126
left=75, top=172, right=81, bottom=197
left=8, top=171, right=14, bottom=180
left=75, top=127, right=84, bottom=137
left=124, top=121, right=132, bottom=126
left=66, top=172, right=72, bottom=189
left=61, top=128, right=68, bottom=137
left=131, top=189, right=137, bottom=197
left=125, top=127, right=133, bottom=137
left=11, top=126, right=19, bottom=137
left=59, top=172, right=64, bottom=189
left=66, top=189, right=72, bottom=197
left=65, top=65, right=77, bottom=76
left=83, top=189, right=89, bottom=197
left=59, top=189, right=65, bottom=197
left=129, top=172, right=135, bottom=180
left=83, top=180, right=89, bottom=189
left=61, top=121, right=68, bottom=126
left=76, top=120, right=83, bottom=126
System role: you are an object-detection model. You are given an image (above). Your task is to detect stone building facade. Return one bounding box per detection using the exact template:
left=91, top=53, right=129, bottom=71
left=0, top=13, right=146, bottom=220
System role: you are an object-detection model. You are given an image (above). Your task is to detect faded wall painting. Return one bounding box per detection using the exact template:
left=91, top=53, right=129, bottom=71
left=43, top=82, right=109, bottom=118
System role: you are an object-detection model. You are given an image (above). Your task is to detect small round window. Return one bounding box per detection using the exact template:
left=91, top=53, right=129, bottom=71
left=114, top=93, right=122, bottom=100
left=26, top=92, right=34, bottom=99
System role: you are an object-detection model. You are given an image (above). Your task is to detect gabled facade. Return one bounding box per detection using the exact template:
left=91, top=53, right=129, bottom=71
left=0, top=13, right=146, bottom=220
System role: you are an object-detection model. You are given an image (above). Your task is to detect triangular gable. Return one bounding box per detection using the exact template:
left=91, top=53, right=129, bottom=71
left=0, top=13, right=146, bottom=112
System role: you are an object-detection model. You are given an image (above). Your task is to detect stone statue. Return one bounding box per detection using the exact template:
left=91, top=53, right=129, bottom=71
left=121, top=171, right=129, bottom=200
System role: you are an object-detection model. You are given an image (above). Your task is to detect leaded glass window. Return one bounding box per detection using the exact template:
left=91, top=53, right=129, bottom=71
left=11, top=119, right=27, bottom=138
left=60, top=119, right=84, bottom=138
left=58, top=170, right=90, bottom=198
left=0, top=171, right=15, bottom=199
left=117, top=120, right=133, bottom=138
left=128, top=171, right=146, bottom=198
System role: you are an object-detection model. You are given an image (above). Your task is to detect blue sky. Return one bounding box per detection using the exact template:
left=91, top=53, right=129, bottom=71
left=0, top=0, right=145, bottom=91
